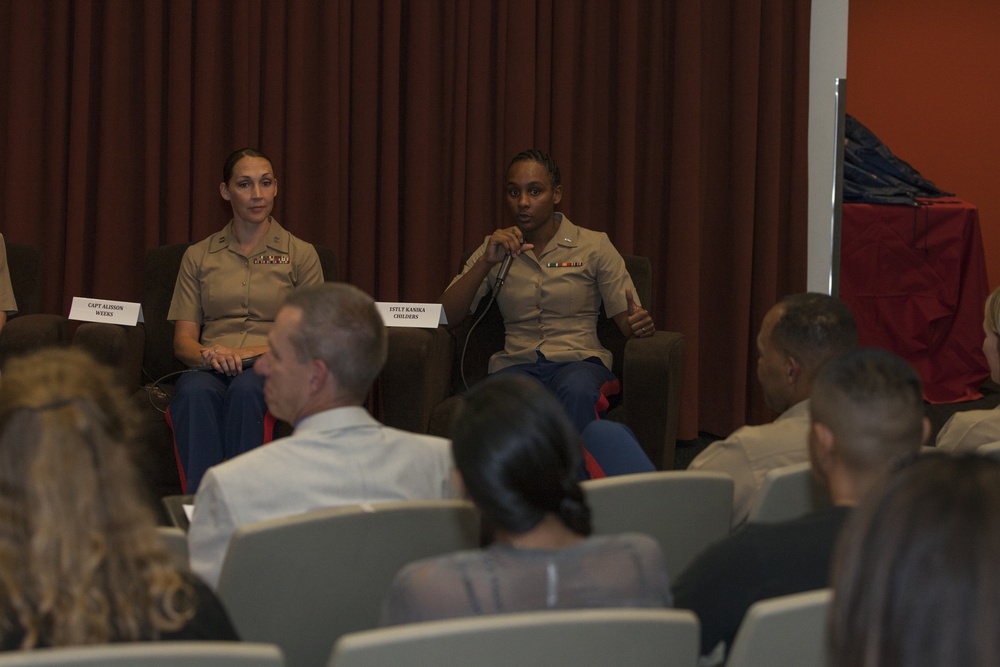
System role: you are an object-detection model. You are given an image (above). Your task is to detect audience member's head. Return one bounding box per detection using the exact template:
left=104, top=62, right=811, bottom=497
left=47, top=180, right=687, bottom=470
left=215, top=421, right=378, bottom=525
left=756, top=293, right=858, bottom=413
left=255, top=282, right=387, bottom=421
left=449, top=374, right=591, bottom=538
left=808, top=347, right=927, bottom=504
left=829, top=453, right=1000, bottom=667
left=0, top=348, right=194, bottom=648
left=982, top=285, right=1000, bottom=383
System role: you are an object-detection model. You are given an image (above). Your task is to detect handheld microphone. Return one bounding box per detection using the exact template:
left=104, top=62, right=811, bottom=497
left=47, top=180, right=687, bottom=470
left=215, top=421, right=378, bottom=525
left=496, top=252, right=514, bottom=287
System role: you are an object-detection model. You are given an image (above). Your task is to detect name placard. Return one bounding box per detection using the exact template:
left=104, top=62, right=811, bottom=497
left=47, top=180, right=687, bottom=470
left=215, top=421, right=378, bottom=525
left=375, top=302, right=447, bottom=328
left=69, top=297, right=144, bottom=326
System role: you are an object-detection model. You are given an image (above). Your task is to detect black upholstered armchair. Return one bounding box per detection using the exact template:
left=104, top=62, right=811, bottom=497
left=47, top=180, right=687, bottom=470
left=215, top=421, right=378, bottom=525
left=0, top=240, right=72, bottom=365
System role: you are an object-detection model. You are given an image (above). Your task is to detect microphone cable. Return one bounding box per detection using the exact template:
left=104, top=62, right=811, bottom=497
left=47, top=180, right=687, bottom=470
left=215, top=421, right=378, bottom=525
left=146, top=354, right=262, bottom=413
left=458, top=258, right=510, bottom=392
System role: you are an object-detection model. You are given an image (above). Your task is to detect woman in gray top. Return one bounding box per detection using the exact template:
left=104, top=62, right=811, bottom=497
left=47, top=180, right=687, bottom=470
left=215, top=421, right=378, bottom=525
left=381, top=374, right=672, bottom=626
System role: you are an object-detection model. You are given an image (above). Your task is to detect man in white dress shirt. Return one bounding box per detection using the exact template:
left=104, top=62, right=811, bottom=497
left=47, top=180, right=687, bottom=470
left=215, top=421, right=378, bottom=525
left=188, top=282, right=455, bottom=588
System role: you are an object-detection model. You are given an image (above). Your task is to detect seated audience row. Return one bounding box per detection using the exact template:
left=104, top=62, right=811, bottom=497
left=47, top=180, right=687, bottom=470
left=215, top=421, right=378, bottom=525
left=688, top=292, right=858, bottom=527
left=5, top=275, right=1000, bottom=666
left=674, top=281, right=1000, bottom=665
left=673, top=346, right=926, bottom=664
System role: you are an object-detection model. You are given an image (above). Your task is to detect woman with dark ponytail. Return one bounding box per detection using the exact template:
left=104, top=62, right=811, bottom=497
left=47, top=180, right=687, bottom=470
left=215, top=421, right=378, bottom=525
left=380, top=374, right=672, bottom=625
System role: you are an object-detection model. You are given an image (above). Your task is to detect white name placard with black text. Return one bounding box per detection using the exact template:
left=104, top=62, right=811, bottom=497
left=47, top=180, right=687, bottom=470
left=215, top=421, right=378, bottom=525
left=69, top=297, right=144, bottom=326
left=375, top=302, right=447, bottom=328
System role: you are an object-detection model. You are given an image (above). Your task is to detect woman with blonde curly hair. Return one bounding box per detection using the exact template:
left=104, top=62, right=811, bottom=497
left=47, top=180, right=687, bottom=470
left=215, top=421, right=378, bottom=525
left=0, top=348, right=237, bottom=650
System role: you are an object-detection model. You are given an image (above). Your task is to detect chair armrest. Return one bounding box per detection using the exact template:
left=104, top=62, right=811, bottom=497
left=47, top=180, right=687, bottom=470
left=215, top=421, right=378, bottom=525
left=378, top=327, right=455, bottom=433
left=620, top=330, right=685, bottom=469
left=0, top=314, right=71, bottom=366
left=73, top=322, right=146, bottom=388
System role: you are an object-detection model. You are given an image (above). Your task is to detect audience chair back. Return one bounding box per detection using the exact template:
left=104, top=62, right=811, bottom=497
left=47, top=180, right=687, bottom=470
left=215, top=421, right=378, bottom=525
left=747, top=462, right=831, bottom=524
left=725, top=588, right=832, bottom=667
left=162, top=493, right=195, bottom=530
left=582, top=471, right=733, bottom=580
left=329, top=608, right=700, bottom=667
left=156, top=525, right=189, bottom=569
left=216, top=500, right=480, bottom=667
left=0, top=641, right=285, bottom=667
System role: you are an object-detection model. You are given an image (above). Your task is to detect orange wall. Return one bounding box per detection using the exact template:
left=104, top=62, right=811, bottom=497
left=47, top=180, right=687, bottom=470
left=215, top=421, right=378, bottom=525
left=847, top=0, right=1000, bottom=287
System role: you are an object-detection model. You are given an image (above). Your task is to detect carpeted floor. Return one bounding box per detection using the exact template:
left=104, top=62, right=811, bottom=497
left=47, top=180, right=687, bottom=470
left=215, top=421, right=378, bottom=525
left=672, top=378, right=1000, bottom=470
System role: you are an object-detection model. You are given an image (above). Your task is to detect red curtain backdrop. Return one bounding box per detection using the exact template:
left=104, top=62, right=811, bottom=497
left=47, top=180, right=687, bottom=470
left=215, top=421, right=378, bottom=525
left=0, top=0, right=810, bottom=439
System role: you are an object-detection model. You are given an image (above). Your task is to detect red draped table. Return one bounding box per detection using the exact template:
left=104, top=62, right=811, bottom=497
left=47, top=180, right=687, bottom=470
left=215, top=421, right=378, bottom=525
left=839, top=199, right=990, bottom=403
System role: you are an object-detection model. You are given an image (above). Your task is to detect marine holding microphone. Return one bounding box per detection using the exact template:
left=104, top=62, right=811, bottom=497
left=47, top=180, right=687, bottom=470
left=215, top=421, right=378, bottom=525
left=440, top=149, right=655, bottom=437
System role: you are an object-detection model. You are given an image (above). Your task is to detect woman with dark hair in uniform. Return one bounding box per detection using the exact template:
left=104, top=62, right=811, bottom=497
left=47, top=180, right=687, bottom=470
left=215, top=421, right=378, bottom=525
left=440, top=150, right=655, bottom=435
left=167, top=148, right=323, bottom=492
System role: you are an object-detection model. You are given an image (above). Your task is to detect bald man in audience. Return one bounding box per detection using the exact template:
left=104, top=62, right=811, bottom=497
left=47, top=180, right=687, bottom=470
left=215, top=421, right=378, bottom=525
left=688, top=292, right=858, bottom=527
left=188, top=283, right=455, bottom=588
left=673, top=347, right=929, bottom=665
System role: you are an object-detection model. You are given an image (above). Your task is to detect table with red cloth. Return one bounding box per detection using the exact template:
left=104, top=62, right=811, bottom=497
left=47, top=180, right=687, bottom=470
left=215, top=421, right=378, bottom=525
left=839, top=198, right=990, bottom=403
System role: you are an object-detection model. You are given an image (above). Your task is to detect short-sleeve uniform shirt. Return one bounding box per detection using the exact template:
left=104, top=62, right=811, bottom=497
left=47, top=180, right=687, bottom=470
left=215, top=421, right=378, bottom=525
left=450, top=213, right=638, bottom=373
left=167, top=218, right=323, bottom=348
left=0, top=234, right=18, bottom=315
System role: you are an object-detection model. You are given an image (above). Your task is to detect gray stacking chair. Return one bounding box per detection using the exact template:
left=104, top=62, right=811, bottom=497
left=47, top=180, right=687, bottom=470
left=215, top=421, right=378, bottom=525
left=0, top=642, right=284, bottom=667
left=582, top=470, right=733, bottom=579
left=216, top=500, right=479, bottom=667
left=329, top=608, right=700, bottom=667
left=747, top=462, right=831, bottom=524
left=156, top=525, right=189, bottom=568
left=725, top=588, right=832, bottom=667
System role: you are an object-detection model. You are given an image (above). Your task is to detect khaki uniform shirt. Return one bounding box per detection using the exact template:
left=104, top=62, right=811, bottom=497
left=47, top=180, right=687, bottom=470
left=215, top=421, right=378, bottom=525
left=0, top=234, right=18, bottom=315
left=168, top=218, right=323, bottom=349
left=688, top=399, right=811, bottom=528
left=935, top=405, right=1000, bottom=454
left=452, top=213, right=638, bottom=373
